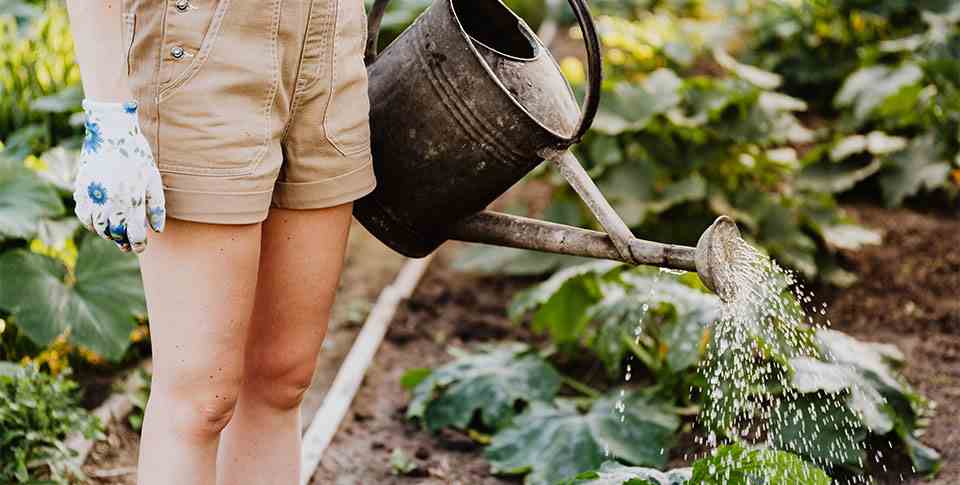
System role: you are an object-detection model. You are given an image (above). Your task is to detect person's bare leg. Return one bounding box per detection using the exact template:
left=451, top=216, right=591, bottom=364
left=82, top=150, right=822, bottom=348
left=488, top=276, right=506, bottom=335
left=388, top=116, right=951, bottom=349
left=136, top=219, right=262, bottom=485
left=217, top=205, right=353, bottom=485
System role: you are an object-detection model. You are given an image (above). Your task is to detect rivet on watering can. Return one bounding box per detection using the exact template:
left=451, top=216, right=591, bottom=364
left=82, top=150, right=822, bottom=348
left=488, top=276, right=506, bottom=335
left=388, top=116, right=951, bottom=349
left=175, top=0, right=190, bottom=11
left=170, top=46, right=185, bottom=59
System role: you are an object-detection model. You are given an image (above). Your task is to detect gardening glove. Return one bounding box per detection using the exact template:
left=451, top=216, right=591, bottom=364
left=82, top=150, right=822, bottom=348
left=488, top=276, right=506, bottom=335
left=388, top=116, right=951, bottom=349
left=73, top=99, right=166, bottom=253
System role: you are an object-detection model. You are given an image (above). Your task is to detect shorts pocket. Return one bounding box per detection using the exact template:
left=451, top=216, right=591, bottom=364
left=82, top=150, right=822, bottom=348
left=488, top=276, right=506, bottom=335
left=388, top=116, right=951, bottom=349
left=158, top=0, right=230, bottom=95
left=156, top=0, right=281, bottom=177
left=324, top=0, right=372, bottom=158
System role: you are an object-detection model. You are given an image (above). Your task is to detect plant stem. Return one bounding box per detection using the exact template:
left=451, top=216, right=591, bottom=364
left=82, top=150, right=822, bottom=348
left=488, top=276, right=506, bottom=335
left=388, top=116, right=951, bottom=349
left=560, top=374, right=601, bottom=399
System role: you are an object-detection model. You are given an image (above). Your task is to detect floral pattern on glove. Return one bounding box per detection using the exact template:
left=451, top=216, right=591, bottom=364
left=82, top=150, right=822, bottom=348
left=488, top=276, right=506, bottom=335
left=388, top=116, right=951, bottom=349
left=73, top=99, right=166, bottom=253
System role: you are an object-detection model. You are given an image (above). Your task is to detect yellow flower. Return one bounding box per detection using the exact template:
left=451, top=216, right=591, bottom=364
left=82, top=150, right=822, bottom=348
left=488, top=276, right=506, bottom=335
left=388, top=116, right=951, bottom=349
left=560, top=57, right=586, bottom=85
left=129, top=324, right=150, bottom=343
left=607, top=49, right=627, bottom=66
left=850, top=12, right=866, bottom=33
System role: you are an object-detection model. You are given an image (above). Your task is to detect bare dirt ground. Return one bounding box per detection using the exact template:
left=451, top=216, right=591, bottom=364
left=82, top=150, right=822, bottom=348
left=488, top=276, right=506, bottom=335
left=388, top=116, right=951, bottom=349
left=312, top=205, right=958, bottom=485
left=81, top=221, right=407, bottom=484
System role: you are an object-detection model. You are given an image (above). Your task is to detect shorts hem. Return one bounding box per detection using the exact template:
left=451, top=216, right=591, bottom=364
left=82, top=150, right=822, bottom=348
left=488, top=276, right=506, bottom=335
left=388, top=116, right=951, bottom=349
left=163, top=186, right=273, bottom=225
left=272, top=159, right=377, bottom=209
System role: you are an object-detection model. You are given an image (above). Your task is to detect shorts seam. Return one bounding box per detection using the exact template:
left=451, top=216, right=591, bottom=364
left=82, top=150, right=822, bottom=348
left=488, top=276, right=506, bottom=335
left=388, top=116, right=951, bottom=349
left=321, top=0, right=348, bottom=157
left=275, top=159, right=373, bottom=187
left=248, top=0, right=283, bottom=173
left=158, top=0, right=232, bottom=102
left=280, top=0, right=315, bottom=144
left=162, top=186, right=274, bottom=196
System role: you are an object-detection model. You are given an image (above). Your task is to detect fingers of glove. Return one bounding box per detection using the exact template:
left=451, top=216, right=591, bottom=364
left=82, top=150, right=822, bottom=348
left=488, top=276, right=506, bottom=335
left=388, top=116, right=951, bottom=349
left=74, top=200, right=96, bottom=234
left=92, top=211, right=112, bottom=242
left=145, top=174, right=166, bottom=233
left=126, top=205, right=149, bottom=254
left=107, top=216, right=132, bottom=252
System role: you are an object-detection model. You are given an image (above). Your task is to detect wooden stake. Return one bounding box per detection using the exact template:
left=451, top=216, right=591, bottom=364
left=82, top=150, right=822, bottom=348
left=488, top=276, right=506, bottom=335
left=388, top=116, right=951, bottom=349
left=299, top=255, right=434, bottom=484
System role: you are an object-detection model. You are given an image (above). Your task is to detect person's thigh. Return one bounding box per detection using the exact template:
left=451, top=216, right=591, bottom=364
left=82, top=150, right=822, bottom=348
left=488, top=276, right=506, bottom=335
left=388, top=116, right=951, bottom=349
left=241, top=204, right=353, bottom=406
left=136, top=218, right=262, bottom=428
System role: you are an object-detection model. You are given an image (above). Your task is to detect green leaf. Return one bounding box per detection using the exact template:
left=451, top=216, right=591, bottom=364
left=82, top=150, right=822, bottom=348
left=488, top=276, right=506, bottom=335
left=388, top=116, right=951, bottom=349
left=878, top=135, right=951, bottom=206
left=400, top=368, right=431, bottom=391
left=789, top=357, right=893, bottom=433
left=32, top=146, right=79, bottom=193
left=29, top=85, right=82, bottom=114
left=560, top=461, right=692, bottom=485
left=406, top=344, right=561, bottom=431
left=818, top=224, right=882, bottom=251
left=777, top=329, right=940, bottom=472
left=0, top=234, right=145, bottom=360
left=795, top=159, right=883, bottom=193
left=689, top=444, right=831, bottom=484
left=509, top=261, right=619, bottom=343
left=901, top=434, right=943, bottom=475
left=0, top=155, right=64, bottom=242
left=769, top=393, right=867, bottom=468
left=35, top=217, right=80, bottom=249
left=594, top=70, right=682, bottom=135
left=487, top=390, right=680, bottom=485
left=389, top=448, right=419, bottom=475
left=714, top=49, right=782, bottom=89
left=587, top=275, right=719, bottom=375
left=835, top=64, right=924, bottom=123
left=0, top=361, right=19, bottom=377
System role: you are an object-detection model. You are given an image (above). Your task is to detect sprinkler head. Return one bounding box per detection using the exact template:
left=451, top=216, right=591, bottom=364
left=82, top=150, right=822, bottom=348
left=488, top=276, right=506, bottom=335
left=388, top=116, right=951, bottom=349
left=695, top=215, right=742, bottom=301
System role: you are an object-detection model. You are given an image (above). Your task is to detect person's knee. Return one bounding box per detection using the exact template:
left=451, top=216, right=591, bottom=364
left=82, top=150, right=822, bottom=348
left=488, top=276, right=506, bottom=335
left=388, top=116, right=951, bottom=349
left=245, top=351, right=320, bottom=410
left=151, top=378, right=242, bottom=441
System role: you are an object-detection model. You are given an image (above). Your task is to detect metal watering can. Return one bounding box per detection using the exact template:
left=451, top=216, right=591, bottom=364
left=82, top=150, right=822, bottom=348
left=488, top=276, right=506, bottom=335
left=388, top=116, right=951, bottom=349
left=354, top=0, right=741, bottom=297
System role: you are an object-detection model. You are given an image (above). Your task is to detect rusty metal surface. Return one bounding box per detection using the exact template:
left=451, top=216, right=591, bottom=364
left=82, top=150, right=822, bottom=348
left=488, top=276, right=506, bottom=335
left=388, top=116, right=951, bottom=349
left=354, top=0, right=596, bottom=257
left=450, top=211, right=699, bottom=273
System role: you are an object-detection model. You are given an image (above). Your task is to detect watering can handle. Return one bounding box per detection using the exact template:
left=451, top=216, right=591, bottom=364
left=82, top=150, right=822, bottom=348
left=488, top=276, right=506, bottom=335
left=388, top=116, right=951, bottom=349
left=364, top=0, right=602, bottom=145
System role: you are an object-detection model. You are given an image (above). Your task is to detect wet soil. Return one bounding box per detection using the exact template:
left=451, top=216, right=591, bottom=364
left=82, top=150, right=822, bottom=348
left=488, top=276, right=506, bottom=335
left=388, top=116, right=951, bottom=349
left=815, top=205, right=960, bottom=485
left=312, top=205, right=958, bottom=485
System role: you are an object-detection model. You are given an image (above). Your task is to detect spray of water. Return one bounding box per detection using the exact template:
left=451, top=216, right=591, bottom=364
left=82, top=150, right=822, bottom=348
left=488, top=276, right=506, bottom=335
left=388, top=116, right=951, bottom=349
left=694, top=237, right=871, bottom=483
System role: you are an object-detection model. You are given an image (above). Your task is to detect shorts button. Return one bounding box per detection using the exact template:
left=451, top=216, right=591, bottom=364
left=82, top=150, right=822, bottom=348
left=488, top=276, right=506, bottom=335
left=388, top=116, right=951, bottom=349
left=170, top=46, right=185, bottom=59
left=175, top=0, right=190, bottom=11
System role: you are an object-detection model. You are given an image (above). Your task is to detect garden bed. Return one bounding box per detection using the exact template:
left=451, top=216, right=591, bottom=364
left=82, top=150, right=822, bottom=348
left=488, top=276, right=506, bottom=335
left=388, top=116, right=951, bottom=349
left=311, top=204, right=958, bottom=485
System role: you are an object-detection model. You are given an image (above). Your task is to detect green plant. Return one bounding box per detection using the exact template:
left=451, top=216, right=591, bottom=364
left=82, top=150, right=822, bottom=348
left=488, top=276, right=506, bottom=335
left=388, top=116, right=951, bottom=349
left=401, top=260, right=941, bottom=483
left=0, top=4, right=82, bottom=150
left=404, top=343, right=561, bottom=431
left=0, top=232, right=147, bottom=361
left=688, top=443, right=831, bottom=484
left=562, top=443, right=831, bottom=484
left=127, top=366, right=151, bottom=432
left=0, top=362, right=103, bottom=484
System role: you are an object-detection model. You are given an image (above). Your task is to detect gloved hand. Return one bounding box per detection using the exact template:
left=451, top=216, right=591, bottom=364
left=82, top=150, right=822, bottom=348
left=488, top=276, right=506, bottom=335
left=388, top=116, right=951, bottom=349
left=73, top=99, right=166, bottom=253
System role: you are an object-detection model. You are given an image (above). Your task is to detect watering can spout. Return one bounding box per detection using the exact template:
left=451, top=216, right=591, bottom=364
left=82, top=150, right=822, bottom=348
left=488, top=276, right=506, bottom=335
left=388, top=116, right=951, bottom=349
left=449, top=212, right=742, bottom=299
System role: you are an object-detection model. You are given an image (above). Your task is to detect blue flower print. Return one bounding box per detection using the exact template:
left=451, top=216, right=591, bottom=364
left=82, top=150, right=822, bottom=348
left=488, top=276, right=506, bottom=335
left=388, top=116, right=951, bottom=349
left=87, top=181, right=109, bottom=205
left=83, top=120, right=103, bottom=154
left=108, top=221, right=128, bottom=239
left=123, top=101, right=138, bottom=114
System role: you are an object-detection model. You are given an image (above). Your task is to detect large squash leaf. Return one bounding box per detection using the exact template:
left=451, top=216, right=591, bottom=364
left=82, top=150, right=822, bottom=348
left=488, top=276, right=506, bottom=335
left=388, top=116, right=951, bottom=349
left=689, top=443, right=831, bottom=484
left=406, top=343, right=561, bottom=432
left=775, top=329, right=941, bottom=473
left=769, top=393, right=868, bottom=469
left=561, top=461, right=692, bottom=485
left=0, top=234, right=145, bottom=361
left=486, top=390, right=680, bottom=485
left=0, top=154, right=63, bottom=242
left=587, top=275, right=719, bottom=375
left=877, top=135, right=951, bottom=207
left=509, top=262, right=620, bottom=344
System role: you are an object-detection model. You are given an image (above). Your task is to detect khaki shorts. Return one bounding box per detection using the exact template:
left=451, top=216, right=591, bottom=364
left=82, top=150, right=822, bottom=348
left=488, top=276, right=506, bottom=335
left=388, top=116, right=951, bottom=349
left=122, top=0, right=376, bottom=224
